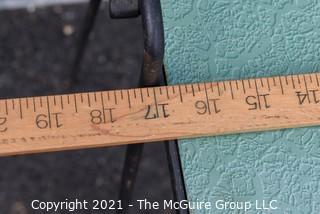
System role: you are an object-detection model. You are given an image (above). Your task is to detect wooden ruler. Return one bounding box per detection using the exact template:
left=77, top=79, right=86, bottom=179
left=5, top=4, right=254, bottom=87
left=1, top=72, right=320, bottom=156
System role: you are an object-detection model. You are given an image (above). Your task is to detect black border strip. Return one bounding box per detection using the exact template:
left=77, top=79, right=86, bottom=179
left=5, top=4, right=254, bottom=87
left=161, top=67, right=189, bottom=214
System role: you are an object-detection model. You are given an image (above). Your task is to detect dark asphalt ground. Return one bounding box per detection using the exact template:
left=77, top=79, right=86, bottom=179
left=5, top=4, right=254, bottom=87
left=0, top=2, right=174, bottom=213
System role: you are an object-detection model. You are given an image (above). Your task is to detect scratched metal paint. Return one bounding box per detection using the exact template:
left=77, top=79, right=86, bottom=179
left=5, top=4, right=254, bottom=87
left=161, top=0, right=320, bottom=213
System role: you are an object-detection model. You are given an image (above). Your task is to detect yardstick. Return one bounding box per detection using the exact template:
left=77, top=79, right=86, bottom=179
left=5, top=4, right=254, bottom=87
left=1, top=72, right=320, bottom=156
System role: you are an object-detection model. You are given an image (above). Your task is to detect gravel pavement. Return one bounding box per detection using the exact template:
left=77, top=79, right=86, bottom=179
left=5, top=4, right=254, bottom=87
left=0, top=2, right=174, bottom=213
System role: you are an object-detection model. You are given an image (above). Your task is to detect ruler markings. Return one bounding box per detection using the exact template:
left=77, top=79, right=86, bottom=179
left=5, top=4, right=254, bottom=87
left=266, top=77, right=271, bottom=91
left=146, top=88, right=150, bottom=97
left=165, top=86, right=170, bottom=99
left=248, top=79, right=252, bottom=88
left=120, top=90, right=124, bottom=100
left=217, top=82, right=221, bottom=96
left=210, top=82, right=214, bottom=92
left=184, top=85, right=188, bottom=93
left=203, top=83, right=211, bottom=115
left=241, top=79, right=246, bottom=94
left=152, top=87, right=159, bottom=118
left=4, top=100, right=8, bottom=115
left=284, top=76, right=289, bottom=85
left=140, top=88, right=144, bottom=102
left=133, top=89, right=137, bottom=99
left=260, top=78, right=264, bottom=87
left=46, top=96, right=52, bottom=128
left=73, top=94, right=78, bottom=113
left=196, top=83, right=200, bottom=92
left=18, top=98, right=23, bottom=119
left=171, top=85, right=175, bottom=94
left=297, top=75, right=301, bottom=84
left=67, top=95, right=70, bottom=104
left=279, top=76, right=284, bottom=95
left=60, top=96, right=64, bottom=109
left=87, top=93, right=91, bottom=107
left=93, top=92, right=97, bottom=102
left=32, top=97, right=36, bottom=112
left=272, top=77, right=276, bottom=86
left=229, top=81, right=234, bottom=99
left=100, top=92, right=106, bottom=123
left=127, top=90, right=131, bottom=108
left=191, top=84, right=195, bottom=96
left=253, top=78, right=262, bottom=110
left=25, top=98, right=29, bottom=109
left=222, top=81, right=226, bottom=91
left=107, top=91, right=110, bottom=101
left=114, top=91, right=118, bottom=105
left=1, top=73, right=320, bottom=156
left=309, top=74, right=313, bottom=83
left=80, top=93, right=83, bottom=103
left=291, top=75, right=296, bottom=89
left=303, top=74, right=311, bottom=103
left=178, top=85, right=183, bottom=102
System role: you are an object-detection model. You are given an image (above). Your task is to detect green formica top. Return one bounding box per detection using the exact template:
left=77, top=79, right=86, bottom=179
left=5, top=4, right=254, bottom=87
left=161, top=0, right=320, bottom=213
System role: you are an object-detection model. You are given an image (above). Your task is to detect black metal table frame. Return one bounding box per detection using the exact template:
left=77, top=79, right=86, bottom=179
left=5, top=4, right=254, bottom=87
left=71, top=0, right=189, bottom=213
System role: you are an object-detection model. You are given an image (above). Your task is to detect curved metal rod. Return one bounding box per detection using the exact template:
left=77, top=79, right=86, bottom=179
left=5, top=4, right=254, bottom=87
left=139, top=0, right=164, bottom=87
left=111, top=1, right=165, bottom=213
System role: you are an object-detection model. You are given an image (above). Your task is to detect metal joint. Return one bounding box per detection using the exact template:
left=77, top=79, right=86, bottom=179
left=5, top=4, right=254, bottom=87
left=110, top=0, right=164, bottom=87
left=109, top=0, right=139, bottom=18
left=110, top=2, right=188, bottom=214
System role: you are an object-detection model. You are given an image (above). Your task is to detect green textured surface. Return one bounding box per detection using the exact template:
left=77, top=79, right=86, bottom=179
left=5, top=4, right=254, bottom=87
left=161, top=0, right=320, bottom=213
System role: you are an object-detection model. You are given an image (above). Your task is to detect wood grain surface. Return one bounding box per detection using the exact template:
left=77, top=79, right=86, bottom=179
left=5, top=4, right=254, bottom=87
left=1, top=72, right=320, bottom=156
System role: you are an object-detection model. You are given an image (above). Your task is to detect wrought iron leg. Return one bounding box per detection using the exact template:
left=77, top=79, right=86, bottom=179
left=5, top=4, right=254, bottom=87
left=114, top=1, right=164, bottom=212
left=165, top=141, right=189, bottom=214
left=114, top=1, right=189, bottom=213
left=70, top=0, right=102, bottom=84
left=117, top=144, right=144, bottom=213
